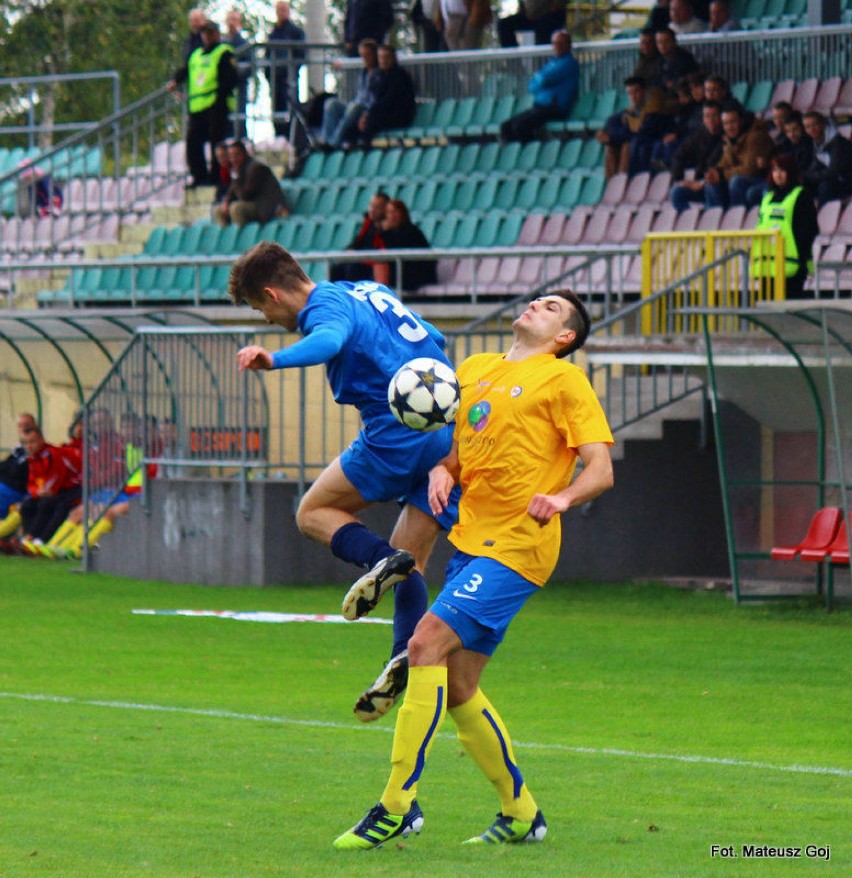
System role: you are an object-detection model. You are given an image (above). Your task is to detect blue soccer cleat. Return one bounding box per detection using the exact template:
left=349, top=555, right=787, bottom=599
left=333, top=800, right=424, bottom=850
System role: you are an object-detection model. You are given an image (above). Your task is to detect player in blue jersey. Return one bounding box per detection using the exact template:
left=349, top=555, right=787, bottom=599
left=229, top=241, right=460, bottom=720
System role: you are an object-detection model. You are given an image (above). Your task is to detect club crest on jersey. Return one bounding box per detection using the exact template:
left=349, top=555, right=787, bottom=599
left=469, top=400, right=491, bottom=432
left=510, top=386, right=523, bottom=397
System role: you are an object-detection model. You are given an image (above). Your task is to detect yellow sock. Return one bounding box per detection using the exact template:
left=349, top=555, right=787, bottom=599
left=59, top=523, right=85, bottom=550
left=48, top=519, right=77, bottom=547
left=87, top=518, right=114, bottom=547
left=380, top=665, right=447, bottom=815
left=449, top=688, right=538, bottom=822
left=0, top=509, right=22, bottom=538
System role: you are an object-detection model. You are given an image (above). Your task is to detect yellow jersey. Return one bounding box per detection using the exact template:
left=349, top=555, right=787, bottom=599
left=450, top=352, right=613, bottom=585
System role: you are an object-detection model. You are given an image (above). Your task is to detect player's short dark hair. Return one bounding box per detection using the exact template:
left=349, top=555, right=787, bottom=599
left=228, top=241, right=310, bottom=305
left=550, top=289, right=591, bottom=357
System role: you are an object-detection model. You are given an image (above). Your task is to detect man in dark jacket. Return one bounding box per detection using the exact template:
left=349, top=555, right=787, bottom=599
left=802, top=111, right=852, bottom=206
left=181, top=8, right=207, bottom=64
left=267, top=1, right=306, bottom=135
left=669, top=100, right=725, bottom=211
left=0, top=412, right=35, bottom=519
left=655, top=27, right=698, bottom=94
left=351, top=45, right=415, bottom=145
left=344, top=0, right=394, bottom=56
left=214, top=141, right=288, bottom=226
left=330, top=191, right=388, bottom=282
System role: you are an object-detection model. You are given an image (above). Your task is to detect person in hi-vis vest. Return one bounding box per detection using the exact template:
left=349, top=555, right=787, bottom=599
left=169, top=21, right=238, bottom=188
left=752, top=153, right=818, bottom=300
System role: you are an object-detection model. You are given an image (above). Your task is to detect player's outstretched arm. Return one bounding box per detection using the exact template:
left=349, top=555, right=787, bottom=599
left=237, top=345, right=273, bottom=371
left=527, top=442, right=614, bottom=525
left=428, top=442, right=460, bottom=516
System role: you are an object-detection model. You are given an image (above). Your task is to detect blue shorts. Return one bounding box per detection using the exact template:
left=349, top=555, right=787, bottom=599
left=430, top=552, right=540, bottom=656
left=340, top=424, right=459, bottom=532
left=0, top=482, right=26, bottom=518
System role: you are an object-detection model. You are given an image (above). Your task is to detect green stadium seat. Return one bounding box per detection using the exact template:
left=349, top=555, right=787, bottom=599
left=464, top=96, right=496, bottom=137
left=730, top=81, right=749, bottom=104
left=397, top=146, right=424, bottom=178
left=453, top=213, right=480, bottom=248
left=438, top=143, right=461, bottom=175
left=473, top=177, right=499, bottom=211
left=784, top=0, right=807, bottom=15
left=455, top=143, right=482, bottom=176
left=396, top=180, right=419, bottom=205
left=741, top=0, right=767, bottom=17
left=291, top=218, right=318, bottom=252
left=418, top=145, right=442, bottom=177
left=405, top=101, right=438, bottom=140
left=475, top=142, right=501, bottom=176
left=564, top=91, right=597, bottom=133
left=299, top=151, right=326, bottom=180
left=746, top=80, right=774, bottom=113
left=432, top=179, right=459, bottom=213
left=494, top=177, right=520, bottom=211
left=142, top=226, right=168, bottom=256
left=763, top=0, right=785, bottom=16
left=514, top=176, right=544, bottom=212
left=578, top=170, right=605, bottom=205
left=588, top=89, right=619, bottom=130
left=358, top=149, right=385, bottom=180
left=453, top=178, right=479, bottom=213
left=197, top=223, right=223, bottom=255
left=414, top=180, right=438, bottom=212
left=234, top=222, right=261, bottom=252
left=290, top=185, right=319, bottom=215
left=340, top=150, right=365, bottom=178
left=160, top=226, right=186, bottom=256
left=577, top=139, right=604, bottom=169
left=333, top=183, right=362, bottom=216
left=553, top=173, right=585, bottom=211
left=431, top=214, right=460, bottom=248
left=218, top=223, right=241, bottom=253
left=375, top=147, right=403, bottom=178
left=445, top=97, right=478, bottom=138
left=424, top=99, right=458, bottom=139
left=484, top=95, right=517, bottom=136
left=495, top=141, right=522, bottom=174
left=315, top=185, right=342, bottom=216
left=536, top=139, right=562, bottom=171
left=495, top=212, right=524, bottom=247
left=476, top=211, right=502, bottom=247
left=516, top=141, right=542, bottom=172
left=557, top=139, right=583, bottom=170
left=330, top=219, right=352, bottom=250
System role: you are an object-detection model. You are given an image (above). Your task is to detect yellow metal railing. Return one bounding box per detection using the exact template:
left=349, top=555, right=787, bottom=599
left=640, top=230, right=785, bottom=334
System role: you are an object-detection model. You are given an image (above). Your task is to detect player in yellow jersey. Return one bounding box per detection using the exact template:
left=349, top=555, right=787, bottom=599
left=334, top=289, right=615, bottom=849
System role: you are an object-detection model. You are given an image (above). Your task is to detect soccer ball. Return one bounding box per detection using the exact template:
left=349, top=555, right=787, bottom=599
left=388, top=357, right=460, bottom=432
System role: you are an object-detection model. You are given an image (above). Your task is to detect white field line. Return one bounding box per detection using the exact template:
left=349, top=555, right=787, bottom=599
left=2, top=691, right=850, bottom=779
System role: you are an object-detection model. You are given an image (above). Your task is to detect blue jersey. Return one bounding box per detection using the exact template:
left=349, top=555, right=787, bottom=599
left=298, top=280, right=453, bottom=434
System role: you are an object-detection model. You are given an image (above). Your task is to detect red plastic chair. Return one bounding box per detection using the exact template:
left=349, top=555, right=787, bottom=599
left=828, top=523, right=850, bottom=565
left=771, top=507, right=842, bottom=561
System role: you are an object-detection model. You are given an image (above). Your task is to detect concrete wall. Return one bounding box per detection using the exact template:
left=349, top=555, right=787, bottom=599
left=95, top=415, right=729, bottom=586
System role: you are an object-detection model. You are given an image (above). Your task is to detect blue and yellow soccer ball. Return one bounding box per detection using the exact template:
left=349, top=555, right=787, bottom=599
left=388, top=357, right=460, bottom=432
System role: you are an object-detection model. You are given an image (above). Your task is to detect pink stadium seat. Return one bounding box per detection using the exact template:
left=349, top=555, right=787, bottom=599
left=645, top=171, right=672, bottom=206
left=625, top=205, right=656, bottom=243
left=581, top=205, right=614, bottom=245
left=721, top=206, right=746, bottom=230
left=791, top=77, right=819, bottom=114
left=604, top=207, right=634, bottom=244
left=516, top=214, right=546, bottom=246
left=697, top=206, right=724, bottom=231
left=650, top=204, right=678, bottom=233
left=763, top=80, right=795, bottom=119
left=771, top=507, right=842, bottom=561
left=674, top=207, right=701, bottom=232
left=623, top=171, right=650, bottom=205
left=601, top=173, right=628, bottom=206
left=834, top=201, right=852, bottom=242
left=745, top=205, right=760, bottom=228
left=538, top=213, right=567, bottom=246
left=516, top=255, right=546, bottom=287
left=817, top=200, right=841, bottom=238
left=814, top=243, right=849, bottom=293
left=832, top=77, right=852, bottom=120
left=560, top=207, right=592, bottom=244
left=813, top=76, right=842, bottom=116
left=623, top=254, right=644, bottom=293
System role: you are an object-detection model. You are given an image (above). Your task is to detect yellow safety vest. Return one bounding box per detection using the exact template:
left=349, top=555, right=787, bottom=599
left=187, top=43, right=236, bottom=114
left=752, top=186, right=802, bottom=279
left=126, top=443, right=143, bottom=493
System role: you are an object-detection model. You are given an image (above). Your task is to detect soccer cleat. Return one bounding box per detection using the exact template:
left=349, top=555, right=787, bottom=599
left=341, top=549, right=416, bottom=621
left=354, top=650, right=409, bottom=722
left=463, top=810, right=548, bottom=845
left=333, top=800, right=424, bottom=850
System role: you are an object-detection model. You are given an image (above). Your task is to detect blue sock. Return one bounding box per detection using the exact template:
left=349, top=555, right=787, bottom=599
left=329, top=521, right=393, bottom=570
left=391, top=570, right=428, bottom=658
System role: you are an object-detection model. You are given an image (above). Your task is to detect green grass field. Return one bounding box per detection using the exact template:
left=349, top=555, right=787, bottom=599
left=0, top=559, right=849, bottom=878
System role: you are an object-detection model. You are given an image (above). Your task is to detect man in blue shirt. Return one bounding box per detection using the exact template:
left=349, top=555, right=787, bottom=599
left=231, top=241, right=460, bottom=722
left=266, top=1, right=305, bottom=136
left=500, top=30, right=579, bottom=142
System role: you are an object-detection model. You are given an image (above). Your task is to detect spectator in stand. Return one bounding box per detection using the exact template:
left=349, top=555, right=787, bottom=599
left=213, top=140, right=288, bottom=227
left=330, top=191, right=389, bottom=283
left=597, top=75, right=669, bottom=177
left=169, top=22, right=239, bottom=188
left=752, top=153, right=818, bottom=299
left=500, top=30, right=579, bottom=142
left=344, top=0, right=395, bottom=56
left=0, top=413, right=35, bottom=523
left=655, top=28, right=699, bottom=94
left=212, top=141, right=232, bottom=206
left=320, top=39, right=380, bottom=148
left=226, top=9, right=254, bottom=140
left=412, top=0, right=447, bottom=52
left=668, top=0, right=706, bottom=34
left=645, top=0, right=671, bottom=31
left=16, top=426, right=81, bottom=550
left=769, top=101, right=794, bottom=145
left=669, top=100, right=725, bottom=211
left=347, top=45, right=416, bottom=146
left=181, top=7, right=207, bottom=64
left=267, top=1, right=306, bottom=136
left=802, top=111, right=852, bottom=206
left=782, top=113, right=815, bottom=175
left=434, top=0, right=493, bottom=51
left=652, top=74, right=705, bottom=167
left=498, top=1, right=568, bottom=48
left=632, top=28, right=662, bottom=87
left=16, top=162, right=63, bottom=219
left=708, top=0, right=739, bottom=32
left=703, top=75, right=745, bottom=117
left=703, top=103, right=775, bottom=208
left=373, top=199, right=437, bottom=294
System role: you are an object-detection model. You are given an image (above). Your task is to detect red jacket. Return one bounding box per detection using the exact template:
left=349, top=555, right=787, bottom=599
left=26, top=444, right=80, bottom=497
